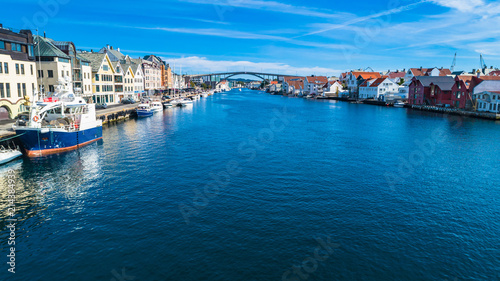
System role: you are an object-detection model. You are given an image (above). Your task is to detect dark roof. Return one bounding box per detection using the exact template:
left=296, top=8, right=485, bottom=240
left=77, top=52, right=106, bottom=72
left=33, top=35, right=70, bottom=59
left=413, top=76, right=454, bottom=89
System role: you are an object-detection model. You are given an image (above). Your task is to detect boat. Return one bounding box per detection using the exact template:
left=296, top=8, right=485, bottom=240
left=151, top=101, right=163, bottom=112
left=162, top=101, right=173, bottom=108
left=202, top=92, right=208, bottom=98
left=136, top=104, right=154, bottom=117
left=0, top=146, right=22, bottom=165
left=394, top=101, right=405, bottom=108
left=182, top=98, right=193, bottom=104
left=12, top=78, right=103, bottom=157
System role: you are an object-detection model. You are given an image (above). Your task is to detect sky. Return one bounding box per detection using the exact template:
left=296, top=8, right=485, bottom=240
left=3, top=0, right=500, bottom=76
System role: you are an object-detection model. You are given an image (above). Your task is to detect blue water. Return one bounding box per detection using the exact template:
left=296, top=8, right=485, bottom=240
left=1, top=89, right=499, bottom=281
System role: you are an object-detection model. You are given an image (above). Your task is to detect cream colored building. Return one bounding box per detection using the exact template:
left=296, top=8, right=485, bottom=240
left=33, top=35, right=72, bottom=96
left=78, top=52, right=117, bottom=104
left=0, top=27, right=37, bottom=120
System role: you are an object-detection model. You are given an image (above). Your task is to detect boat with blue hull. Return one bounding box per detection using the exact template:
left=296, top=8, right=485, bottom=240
left=136, top=104, right=154, bottom=117
left=13, top=79, right=103, bottom=157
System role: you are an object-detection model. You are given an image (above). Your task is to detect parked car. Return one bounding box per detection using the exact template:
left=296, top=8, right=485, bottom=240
left=95, top=103, right=108, bottom=109
left=121, top=98, right=135, bottom=104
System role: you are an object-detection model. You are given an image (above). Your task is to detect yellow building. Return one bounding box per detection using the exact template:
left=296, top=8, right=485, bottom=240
left=78, top=52, right=117, bottom=104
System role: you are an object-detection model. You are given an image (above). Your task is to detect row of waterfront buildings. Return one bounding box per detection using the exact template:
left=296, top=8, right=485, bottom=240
left=0, top=24, right=187, bottom=120
left=268, top=66, right=500, bottom=114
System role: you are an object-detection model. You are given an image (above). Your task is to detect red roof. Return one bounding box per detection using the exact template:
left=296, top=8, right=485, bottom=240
left=410, top=68, right=451, bottom=76
left=306, top=76, right=328, bottom=85
left=369, top=78, right=387, bottom=87
left=351, top=71, right=382, bottom=80
left=387, top=72, right=405, bottom=79
left=270, top=81, right=278, bottom=85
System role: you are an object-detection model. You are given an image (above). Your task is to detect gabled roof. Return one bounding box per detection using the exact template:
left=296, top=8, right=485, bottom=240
left=306, top=76, right=328, bottom=85
left=99, top=47, right=126, bottom=62
left=369, top=78, right=387, bottom=87
left=33, top=35, right=70, bottom=59
left=387, top=72, right=405, bottom=79
left=412, top=76, right=454, bottom=88
left=474, top=80, right=500, bottom=92
left=351, top=71, right=381, bottom=80
left=284, top=76, right=305, bottom=83
left=360, top=79, right=376, bottom=87
left=409, top=67, right=451, bottom=76
left=77, top=52, right=108, bottom=72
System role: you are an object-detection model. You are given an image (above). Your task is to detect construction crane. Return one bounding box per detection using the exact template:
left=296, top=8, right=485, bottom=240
left=451, top=52, right=457, bottom=72
left=480, top=54, right=487, bottom=70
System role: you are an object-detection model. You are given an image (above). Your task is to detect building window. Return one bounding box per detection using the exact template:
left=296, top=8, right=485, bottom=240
left=48, top=70, right=54, bottom=78
left=0, top=41, right=4, bottom=49
left=49, top=85, right=55, bottom=92
left=32, top=83, right=35, bottom=95
left=95, top=74, right=99, bottom=81
left=15, top=64, right=20, bottom=74
left=21, top=64, right=25, bottom=75
left=0, top=83, right=4, bottom=98
left=30, top=64, right=33, bottom=75
left=96, top=85, right=100, bottom=92
left=38, top=70, right=44, bottom=78
left=6, top=83, right=10, bottom=97
left=103, top=65, right=108, bottom=71
left=61, top=70, right=64, bottom=77
left=22, top=83, right=26, bottom=97
left=4, top=63, right=8, bottom=74
left=0, top=62, right=2, bottom=74
left=17, top=83, right=21, bottom=97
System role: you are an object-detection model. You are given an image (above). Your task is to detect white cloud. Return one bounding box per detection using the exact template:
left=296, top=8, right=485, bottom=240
left=430, top=0, right=485, bottom=12
left=162, top=56, right=341, bottom=76
left=180, top=0, right=351, bottom=19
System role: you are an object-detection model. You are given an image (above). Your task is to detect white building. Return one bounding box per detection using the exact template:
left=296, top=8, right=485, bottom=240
left=473, top=80, right=500, bottom=113
left=359, top=78, right=399, bottom=100
left=323, top=81, right=344, bottom=97
left=304, top=76, right=328, bottom=95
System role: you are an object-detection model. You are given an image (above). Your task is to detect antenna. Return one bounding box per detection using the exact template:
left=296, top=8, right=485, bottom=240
left=451, top=52, right=457, bottom=72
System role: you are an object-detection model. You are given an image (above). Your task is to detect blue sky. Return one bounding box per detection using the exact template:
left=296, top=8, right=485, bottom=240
left=3, top=0, right=500, bottom=76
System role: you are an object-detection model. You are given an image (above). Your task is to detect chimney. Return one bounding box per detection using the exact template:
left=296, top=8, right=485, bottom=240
left=117, top=48, right=120, bottom=52
left=110, top=46, right=113, bottom=50
left=0, top=24, right=2, bottom=28
left=107, top=44, right=110, bottom=49
left=44, top=31, right=46, bottom=38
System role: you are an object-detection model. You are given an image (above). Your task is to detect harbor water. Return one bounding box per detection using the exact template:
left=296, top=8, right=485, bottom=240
left=1, top=89, right=499, bottom=280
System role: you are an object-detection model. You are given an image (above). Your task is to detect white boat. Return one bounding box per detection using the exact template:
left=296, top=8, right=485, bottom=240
left=151, top=101, right=163, bottom=112
left=394, top=101, right=405, bottom=108
left=163, top=101, right=173, bottom=108
left=0, top=146, right=22, bottom=165
left=182, top=98, right=193, bottom=104
left=202, top=93, right=209, bottom=98
left=136, top=104, right=154, bottom=117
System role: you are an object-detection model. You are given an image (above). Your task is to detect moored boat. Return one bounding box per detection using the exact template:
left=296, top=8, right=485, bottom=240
left=151, top=101, right=163, bottom=112
left=136, top=104, right=154, bottom=117
left=12, top=79, right=103, bottom=157
left=394, top=101, right=405, bottom=108
left=0, top=146, right=22, bottom=165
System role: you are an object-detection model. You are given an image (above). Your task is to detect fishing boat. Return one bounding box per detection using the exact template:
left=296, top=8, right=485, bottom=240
left=151, top=101, right=163, bottom=112
left=12, top=78, right=103, bottom=157
left=136, top=104, right=154, bottom=117
left=0, top=146, right=22, bottom=165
